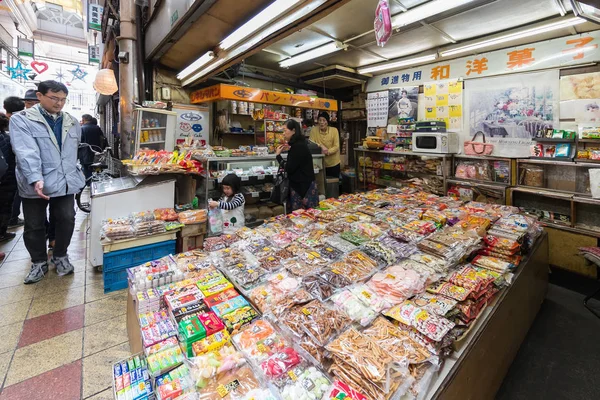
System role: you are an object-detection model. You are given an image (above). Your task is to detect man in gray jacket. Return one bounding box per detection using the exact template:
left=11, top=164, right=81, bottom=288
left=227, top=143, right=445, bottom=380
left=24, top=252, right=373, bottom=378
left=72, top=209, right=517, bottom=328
left=10, top=80, right=85, bottom=284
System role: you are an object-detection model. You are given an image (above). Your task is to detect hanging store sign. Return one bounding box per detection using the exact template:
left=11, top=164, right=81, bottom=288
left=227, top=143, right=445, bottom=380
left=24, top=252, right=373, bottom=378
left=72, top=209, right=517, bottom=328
left=367, top=31, right=600, bottom=92
left=17, top=37, right=34, bottom=57
left=88, top=45, right=100, bottom=63
left=88, top=3, right=103, bottom=31
left=190, top=84, right=339, bottom=111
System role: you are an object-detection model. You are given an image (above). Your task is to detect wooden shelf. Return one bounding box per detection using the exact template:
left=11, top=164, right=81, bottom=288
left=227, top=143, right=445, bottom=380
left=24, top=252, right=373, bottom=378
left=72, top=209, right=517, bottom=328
left=532, top=137, right=575, bottom=143
left=577, top=138, right=600, bottom=143
left=575, top=158, right=600, bottom=164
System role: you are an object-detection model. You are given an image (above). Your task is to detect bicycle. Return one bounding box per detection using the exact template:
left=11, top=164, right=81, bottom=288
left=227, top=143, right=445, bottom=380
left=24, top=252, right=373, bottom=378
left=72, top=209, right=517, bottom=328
left=76, top=144, right=120, bottom=213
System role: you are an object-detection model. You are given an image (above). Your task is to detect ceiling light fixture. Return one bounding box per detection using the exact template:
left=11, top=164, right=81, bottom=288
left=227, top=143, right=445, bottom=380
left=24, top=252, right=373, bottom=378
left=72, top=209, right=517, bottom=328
left=181, top=59, right=227, bottom=87
left=219, top=0, right=304, bottom=50
left=392, top=0, right=476, bottom=29
left=279, top=41, right=347, bottom=68
left=357, top=54, right=438, bottom=75
left=177, top=52, right=216, bottom=80
left=440, top=17, right=586, bottom=57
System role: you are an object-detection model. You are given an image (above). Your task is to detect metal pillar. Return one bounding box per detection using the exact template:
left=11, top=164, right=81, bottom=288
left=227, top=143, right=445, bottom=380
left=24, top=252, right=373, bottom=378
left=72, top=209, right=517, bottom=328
left=116, top=0, right=137, bottom=160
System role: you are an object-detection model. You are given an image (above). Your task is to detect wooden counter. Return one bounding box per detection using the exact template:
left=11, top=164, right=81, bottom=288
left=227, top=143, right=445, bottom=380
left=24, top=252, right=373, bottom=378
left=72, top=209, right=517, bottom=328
left=427, top=232, right=549, bottom=399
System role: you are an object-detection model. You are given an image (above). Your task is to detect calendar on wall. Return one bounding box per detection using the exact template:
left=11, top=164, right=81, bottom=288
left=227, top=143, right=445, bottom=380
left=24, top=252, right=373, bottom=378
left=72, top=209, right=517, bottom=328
left=367, top=91, right=389, bottom=128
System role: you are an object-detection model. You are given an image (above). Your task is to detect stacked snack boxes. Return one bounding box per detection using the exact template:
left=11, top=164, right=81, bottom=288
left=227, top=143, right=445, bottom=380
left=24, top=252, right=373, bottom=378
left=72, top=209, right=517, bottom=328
left=113, top=354, right=153, bottom=400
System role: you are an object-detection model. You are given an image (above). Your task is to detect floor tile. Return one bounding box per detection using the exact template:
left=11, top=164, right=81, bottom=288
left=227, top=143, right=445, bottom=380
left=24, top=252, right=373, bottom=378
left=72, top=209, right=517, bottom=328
left=33, top=272, right=86, bottom=297
left=0, top=239, right=17, bottom=253
left=85, top=282, right=121, bottom=303
left=0, top=359, right=82, bottom=400
left=8, top=240, right=27, bottom=252
left=84, top=388, right=113, bottom=400
left=0, top=259, right=32, bottom=276
left=27, top=286, right=85, bottom=319
left=84, top=314, right=127, bottom=356
left=4, top=329, right=83, bottom=387
left=0, top=351, right=12, bottom=391
left=3, top=250, right=31, bottom=263
left=0, top=272, right=25, bottom=290
left=69, top=247, right=87, bottom=262
left=85, top=268, right=103, bottom=285
left=19, top=305, right=84, bottom=348
left=82, top=342, right=130, bottom=398
left=84, top=290, right=127, bottom=326
left=0, top=322, right=22, bottom=355
left=0, top=285, right=36, bottom=307
left=0, top=300, right=31, bottom=327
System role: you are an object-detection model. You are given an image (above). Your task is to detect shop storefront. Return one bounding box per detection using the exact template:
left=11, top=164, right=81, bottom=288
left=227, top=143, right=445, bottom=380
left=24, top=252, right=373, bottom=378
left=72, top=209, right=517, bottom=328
left=84, top=1, right=600, bottom=399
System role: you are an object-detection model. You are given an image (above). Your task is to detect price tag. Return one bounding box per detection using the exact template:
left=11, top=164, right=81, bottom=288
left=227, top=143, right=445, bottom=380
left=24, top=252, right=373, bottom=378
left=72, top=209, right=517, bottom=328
left=258, top=175, right=265, bottom=180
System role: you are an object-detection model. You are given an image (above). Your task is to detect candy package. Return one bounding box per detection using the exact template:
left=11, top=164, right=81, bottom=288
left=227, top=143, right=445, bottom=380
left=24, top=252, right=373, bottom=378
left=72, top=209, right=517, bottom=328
left=301, top=275, right=336, bottom=301
left=322, top=234, right=359, bottom=253
left=426, top=281, right=471, bottom=302
left=367, top=265, right=427, bottom=306
left=277, top=364, right=331, bottom=400
left=322, top=380, right=369, bottom=400
left=180, top=209, right=208, bottom=224
left=186, top=344, right=245, bottom=389
left=232, top=319, right=287, bottom=364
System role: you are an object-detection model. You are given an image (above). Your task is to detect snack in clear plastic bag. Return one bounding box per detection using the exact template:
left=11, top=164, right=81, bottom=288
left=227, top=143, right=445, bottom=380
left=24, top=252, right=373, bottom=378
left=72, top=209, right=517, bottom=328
left=154, top=208, right=179, bottom=221
left=232, top=319, right=287, bottom=364
left=384, top=301, right=455, bottom=342
left=326, top=328, right=411, bottom=400
left=260, top=347, right=303, bottom=379
left=367, top=265, right=427, bottom=306
left=282, top=300, right=351, bottom=346
left=472, top=255, right=515, bottom=273
left=330, top=289, right=377, bottom=327
left=426, top=281, right=471, bottom=302
left=312, top=268, right=352, bottom=289
left=362, top=316, right=433, bottom=364
left=179, top=209, right=208, bottom=224
left=340, top=230, right=371, bottom=246
left=187, top=344, right=245, bottom=389
left=411, top=292, right=457, bottom=316
left=302, top=275, right=335, bottom=301
left=207, top=208, right=223, bottom=235
left=278, top=364, right=331, bottom=400
left=348, top=284, right=392, bottom=313
left=322, top=380, right=369, bottom=400
left=323, top=234, right=359, bottom=253
left=203, top=236, right=226, bottom=252
left=131, top=210, right=156, bottom=223
left=195, top=364, right=261, bottom=399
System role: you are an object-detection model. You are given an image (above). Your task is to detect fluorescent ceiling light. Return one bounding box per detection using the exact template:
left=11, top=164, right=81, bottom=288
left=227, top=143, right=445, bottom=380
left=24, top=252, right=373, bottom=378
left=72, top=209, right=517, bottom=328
left=219, top=0, right=304, bottom=50
left=392, top=0, right=476, bottom=29
left=181, top=0, right=327, bottom=85
left=182, top=59, right=226, bottom=87
left=177, top=52, right=216, bottom=80
left=279, top=42, right=346, bottom=68
left=358, top=54, right=438, bottom=74
left=441, top=17, right=586, bottom=57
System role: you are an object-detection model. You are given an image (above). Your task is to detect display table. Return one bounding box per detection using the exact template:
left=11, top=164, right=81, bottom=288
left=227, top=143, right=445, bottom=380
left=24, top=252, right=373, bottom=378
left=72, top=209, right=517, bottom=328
left=125, top=233, right=549, bottom=398
left=426, top=232, right=549, bottom=399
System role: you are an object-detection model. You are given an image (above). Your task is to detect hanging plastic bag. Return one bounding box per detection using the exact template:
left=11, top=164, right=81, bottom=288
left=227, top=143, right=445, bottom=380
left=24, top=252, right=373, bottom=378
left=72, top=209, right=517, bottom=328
left=208, top=207, right=223, bottom=236
left=374, top=0, right=392, bottom=47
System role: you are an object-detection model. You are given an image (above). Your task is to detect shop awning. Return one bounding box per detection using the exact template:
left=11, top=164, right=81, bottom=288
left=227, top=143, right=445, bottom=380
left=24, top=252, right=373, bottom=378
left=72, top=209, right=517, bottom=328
left=190, top=83, right=338, bottom=111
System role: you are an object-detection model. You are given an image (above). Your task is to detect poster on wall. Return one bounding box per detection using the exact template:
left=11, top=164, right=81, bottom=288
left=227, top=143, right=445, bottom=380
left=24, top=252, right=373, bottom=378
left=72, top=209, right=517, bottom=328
left=388, top=86, right=418, bottom=124
left=421, top=81, right=463, bottom=131
left=367, top=91, right=389, bottom=128
left=464, top=70, right=559, bottom=157
left=560, top=72, right=600, bottom=122
left=172, top=104, right=210, bottom=146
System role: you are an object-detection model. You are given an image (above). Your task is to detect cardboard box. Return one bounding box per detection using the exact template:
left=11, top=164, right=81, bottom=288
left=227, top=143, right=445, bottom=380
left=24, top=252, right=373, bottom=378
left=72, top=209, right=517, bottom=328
left=180, top=223, right=207, bottom=237
left=178, top=234, right=205, bottom=252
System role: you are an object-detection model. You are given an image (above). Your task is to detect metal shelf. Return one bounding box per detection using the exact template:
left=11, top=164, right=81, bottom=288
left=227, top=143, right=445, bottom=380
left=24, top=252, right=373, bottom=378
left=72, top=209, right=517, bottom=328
left=576, top=139, right=600, bottom=143
left=354, top=148, right=451, bottom=158
left=448, top=177, right=510, bottom=188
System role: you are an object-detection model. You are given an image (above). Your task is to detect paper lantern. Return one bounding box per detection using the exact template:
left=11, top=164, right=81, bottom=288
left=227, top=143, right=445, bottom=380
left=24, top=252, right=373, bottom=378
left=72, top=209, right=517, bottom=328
left=93, top=68, right=118, bottom=95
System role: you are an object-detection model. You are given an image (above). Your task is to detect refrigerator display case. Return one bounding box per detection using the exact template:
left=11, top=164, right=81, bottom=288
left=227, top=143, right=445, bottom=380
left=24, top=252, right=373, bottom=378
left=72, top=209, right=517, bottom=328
left=126, top=108, right=177, bottom=155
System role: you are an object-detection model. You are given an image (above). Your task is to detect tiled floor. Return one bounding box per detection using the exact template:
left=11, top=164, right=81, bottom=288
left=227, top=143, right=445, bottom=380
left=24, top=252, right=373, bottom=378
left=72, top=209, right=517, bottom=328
left=0, top=211, right=128, bottom=400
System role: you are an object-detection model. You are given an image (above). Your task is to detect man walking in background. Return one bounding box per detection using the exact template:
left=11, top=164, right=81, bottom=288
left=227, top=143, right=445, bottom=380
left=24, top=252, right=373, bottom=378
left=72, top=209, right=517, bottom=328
left=79, top=114, right=106, bottom=180
left=3, top=96, right=25, bottom=228
left=22, top=89, right=40, bottom=109
left=10, top=80, right=85, bottom=284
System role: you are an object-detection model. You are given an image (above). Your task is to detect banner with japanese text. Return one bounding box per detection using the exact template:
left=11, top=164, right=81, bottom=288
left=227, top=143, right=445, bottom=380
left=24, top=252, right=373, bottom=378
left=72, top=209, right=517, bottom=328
left=367, top=31, right=600, bottom=92
left=464, top=70, right=559, bottom=157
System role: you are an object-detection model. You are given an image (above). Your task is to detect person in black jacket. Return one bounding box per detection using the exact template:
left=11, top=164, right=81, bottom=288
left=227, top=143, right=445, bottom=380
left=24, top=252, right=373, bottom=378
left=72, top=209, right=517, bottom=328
left=0, top=113, right=17, bottom=243
left=79, top=114, right=106, bottom=179
left=275, top=119, right=318, bottom=212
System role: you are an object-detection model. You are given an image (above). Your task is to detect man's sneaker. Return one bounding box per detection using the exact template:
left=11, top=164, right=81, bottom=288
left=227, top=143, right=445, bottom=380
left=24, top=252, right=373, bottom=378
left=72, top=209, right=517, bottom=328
left=24, top=262, right=49, bottom=284
left=8, top=218, right=24, bottom=228
left=52, top=255, right=74, bottom=276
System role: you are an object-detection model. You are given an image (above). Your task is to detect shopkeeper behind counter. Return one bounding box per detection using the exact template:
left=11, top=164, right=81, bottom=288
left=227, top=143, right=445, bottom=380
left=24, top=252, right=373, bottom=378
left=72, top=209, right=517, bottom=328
left=309, top=111, right=340, bottom=178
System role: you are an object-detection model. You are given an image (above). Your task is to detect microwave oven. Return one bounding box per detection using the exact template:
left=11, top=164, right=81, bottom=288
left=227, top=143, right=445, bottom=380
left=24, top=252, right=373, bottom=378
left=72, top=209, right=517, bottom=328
left=412, top=132, right=459, bottom=154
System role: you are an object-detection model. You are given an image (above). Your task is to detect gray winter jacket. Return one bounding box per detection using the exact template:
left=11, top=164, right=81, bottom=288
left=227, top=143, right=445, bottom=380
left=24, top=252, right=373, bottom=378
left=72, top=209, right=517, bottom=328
left=10, top=105, right=85, bottom=199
